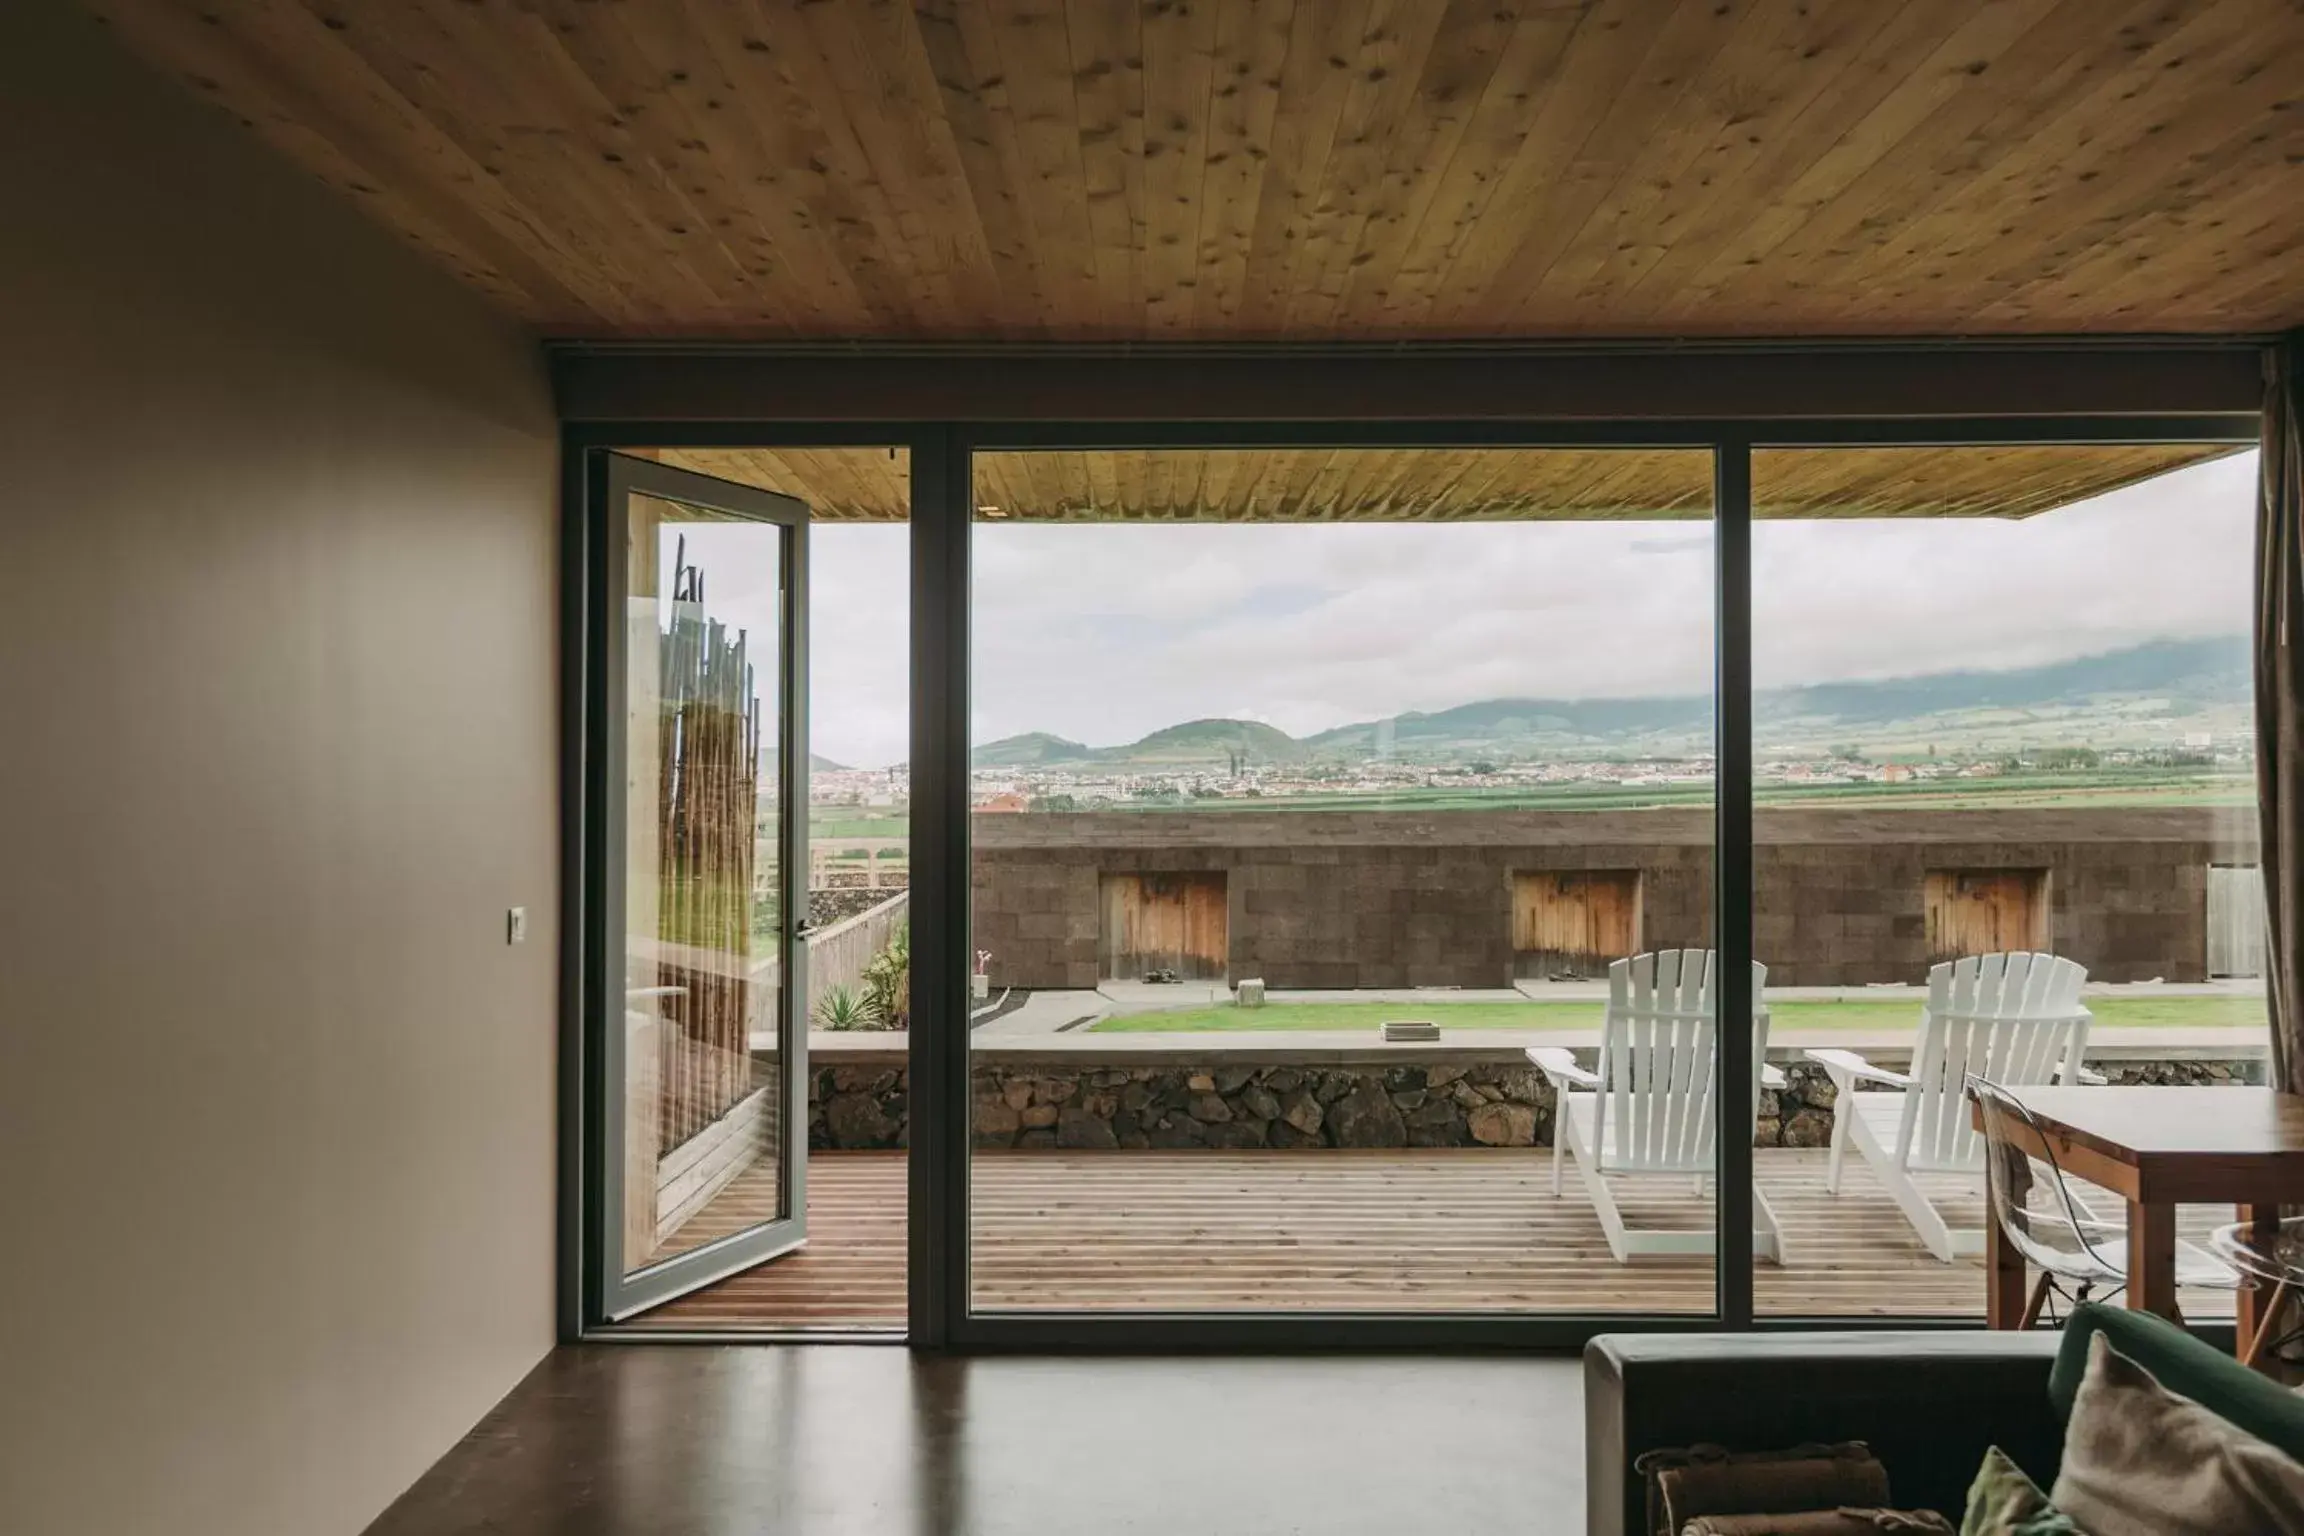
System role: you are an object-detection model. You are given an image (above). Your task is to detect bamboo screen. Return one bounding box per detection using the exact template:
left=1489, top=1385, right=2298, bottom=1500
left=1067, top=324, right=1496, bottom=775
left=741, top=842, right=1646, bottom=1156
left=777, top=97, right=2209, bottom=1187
left=653, top=533, right=767, bottom=1149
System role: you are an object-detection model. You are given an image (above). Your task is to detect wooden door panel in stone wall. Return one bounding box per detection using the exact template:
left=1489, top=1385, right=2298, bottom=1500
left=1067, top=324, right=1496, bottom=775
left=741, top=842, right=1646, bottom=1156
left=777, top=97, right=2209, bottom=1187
left=1512, top=871, right=1641, bottom=980
left=1099, top=873, right=1229, bottom=982
left=2208, top=865, right=2265, bottom=979
left=1923, top=869, right=2049, bottom=962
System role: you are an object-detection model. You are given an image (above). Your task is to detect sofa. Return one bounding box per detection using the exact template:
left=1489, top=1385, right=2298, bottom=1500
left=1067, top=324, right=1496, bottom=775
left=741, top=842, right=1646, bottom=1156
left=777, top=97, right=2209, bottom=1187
left=1585, top=1306, right=2304, bottom=1536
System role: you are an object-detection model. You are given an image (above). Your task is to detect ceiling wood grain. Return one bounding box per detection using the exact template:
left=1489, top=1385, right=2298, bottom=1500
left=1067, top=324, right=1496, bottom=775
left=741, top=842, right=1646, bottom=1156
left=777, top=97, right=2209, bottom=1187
left=644, top=443, right=2237, bottom=521
left=87, top=0, right=2304, bottom=339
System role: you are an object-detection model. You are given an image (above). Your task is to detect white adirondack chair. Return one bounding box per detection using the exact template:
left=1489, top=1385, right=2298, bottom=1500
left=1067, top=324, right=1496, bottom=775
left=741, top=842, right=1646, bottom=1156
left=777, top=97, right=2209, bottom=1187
left=1806, top=952, right=2094, bottom=1263
left=1527, top=949, right=1786, bottom=1265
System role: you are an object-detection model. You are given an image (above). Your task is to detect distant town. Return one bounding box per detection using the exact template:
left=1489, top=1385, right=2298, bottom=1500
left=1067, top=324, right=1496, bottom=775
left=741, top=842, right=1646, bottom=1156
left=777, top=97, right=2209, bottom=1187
left=800, top=635, right=2257, bottom=827
left=790, top=699, right=2253, bottom=898
left=793, top=739, right=2256, bottom=856
left=963, top=740, right=2250, bottom=811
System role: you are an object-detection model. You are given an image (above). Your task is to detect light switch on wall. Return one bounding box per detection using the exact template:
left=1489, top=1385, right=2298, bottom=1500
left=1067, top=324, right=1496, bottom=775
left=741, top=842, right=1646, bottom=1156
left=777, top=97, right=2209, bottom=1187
left=507, top=907, right=527, bottom=945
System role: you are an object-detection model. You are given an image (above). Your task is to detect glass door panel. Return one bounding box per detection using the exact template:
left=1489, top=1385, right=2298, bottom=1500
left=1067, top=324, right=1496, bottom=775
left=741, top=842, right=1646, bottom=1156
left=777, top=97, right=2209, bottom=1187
left=1747, top=442, right=2261, bottom=1319
left=599, top=453, right=810, bottom=1321
left=964, top=445, right=1718, bottom=1317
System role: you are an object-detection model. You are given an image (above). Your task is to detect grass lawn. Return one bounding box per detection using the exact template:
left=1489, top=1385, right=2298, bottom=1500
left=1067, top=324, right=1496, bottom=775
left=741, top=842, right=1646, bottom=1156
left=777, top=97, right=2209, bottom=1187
left=1087, top=994, right=2263, bottom=1033
left=810, top=812, right=909, bottom=840
left=1040, top=772, right=2247, bottom=818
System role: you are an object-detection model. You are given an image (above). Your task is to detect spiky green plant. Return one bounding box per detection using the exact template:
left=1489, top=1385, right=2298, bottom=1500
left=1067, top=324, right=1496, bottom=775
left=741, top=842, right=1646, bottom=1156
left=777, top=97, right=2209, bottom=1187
left=812, top=983, right=881, bottom=1031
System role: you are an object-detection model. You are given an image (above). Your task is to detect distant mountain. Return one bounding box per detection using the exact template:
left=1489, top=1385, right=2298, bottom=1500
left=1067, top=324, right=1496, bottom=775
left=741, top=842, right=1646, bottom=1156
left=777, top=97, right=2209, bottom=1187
left=1307, top=695, right=1713, bottom=756
left=974, top=719, right=1301, bottom=770
left=1123, top=717, right=1306, bottom=764
left=974, top=637, right=2250, bottom=770
left=1761, top=637, right=2249, bottom=725
left=809, top=752, right=852, bottom=773
left=972, top=731, right=1092, bottom=767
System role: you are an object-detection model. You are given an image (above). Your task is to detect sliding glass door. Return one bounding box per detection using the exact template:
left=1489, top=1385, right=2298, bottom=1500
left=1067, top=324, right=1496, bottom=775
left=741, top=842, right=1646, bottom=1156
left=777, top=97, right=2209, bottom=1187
left=1743, top=436, right=2265, bottom=1320
left=567, top=406, right=2264, bottom=1346
left=594, top=453, right=812, bottom=1321
left=963, top=441, right=1722, bottom=1321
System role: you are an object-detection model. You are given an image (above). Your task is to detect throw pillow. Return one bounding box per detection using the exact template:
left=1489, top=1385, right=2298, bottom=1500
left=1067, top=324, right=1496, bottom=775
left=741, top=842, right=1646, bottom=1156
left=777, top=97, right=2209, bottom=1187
left=1637, top=1442, right=1892, bottom=1535
left=1960, top=1446, right=2083, bottom=1536
left=1685, top=1511, right=1954, bottom=1534
left=2053, top=1332, right=2304, bottom=1536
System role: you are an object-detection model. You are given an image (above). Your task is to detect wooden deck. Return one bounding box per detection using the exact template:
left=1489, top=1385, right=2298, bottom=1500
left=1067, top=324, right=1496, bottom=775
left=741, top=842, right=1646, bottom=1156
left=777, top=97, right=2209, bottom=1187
left=629, top=1148, right=2237, bottom=1330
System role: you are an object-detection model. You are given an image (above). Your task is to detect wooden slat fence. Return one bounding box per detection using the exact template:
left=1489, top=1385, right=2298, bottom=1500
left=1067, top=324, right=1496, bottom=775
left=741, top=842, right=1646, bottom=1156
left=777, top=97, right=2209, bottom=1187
left=804, top=890, right=909, bottom=1023
left=807, top=837, right=908, bottom=889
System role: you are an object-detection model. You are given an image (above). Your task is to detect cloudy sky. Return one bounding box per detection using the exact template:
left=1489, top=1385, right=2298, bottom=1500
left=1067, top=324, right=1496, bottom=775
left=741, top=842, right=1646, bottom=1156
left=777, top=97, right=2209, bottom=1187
left=669, top=450, right=2256, bottom=769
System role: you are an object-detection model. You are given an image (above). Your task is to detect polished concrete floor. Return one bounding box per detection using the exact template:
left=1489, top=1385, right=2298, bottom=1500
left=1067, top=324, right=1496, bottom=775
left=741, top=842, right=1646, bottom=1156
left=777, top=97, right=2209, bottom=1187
left=364, top=1346, right=1584, bottom=1535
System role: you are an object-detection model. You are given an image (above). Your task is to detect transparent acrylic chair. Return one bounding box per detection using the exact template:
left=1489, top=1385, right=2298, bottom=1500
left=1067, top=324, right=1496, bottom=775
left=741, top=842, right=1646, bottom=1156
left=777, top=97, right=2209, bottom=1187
left=1968, top=1075, right=2236, bottom=1326
left=2209, top=1215, right=2304, bottom=1366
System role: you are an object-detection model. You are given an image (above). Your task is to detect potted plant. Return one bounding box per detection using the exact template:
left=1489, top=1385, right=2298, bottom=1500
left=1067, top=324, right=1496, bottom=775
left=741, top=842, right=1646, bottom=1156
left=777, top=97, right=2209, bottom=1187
left=972, top=949, right=993, bottom=1002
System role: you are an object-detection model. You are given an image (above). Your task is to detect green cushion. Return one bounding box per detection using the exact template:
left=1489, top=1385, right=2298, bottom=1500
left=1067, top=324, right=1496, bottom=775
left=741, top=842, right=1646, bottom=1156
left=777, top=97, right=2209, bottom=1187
left=2049, top=1303, right=2304, bottom=1463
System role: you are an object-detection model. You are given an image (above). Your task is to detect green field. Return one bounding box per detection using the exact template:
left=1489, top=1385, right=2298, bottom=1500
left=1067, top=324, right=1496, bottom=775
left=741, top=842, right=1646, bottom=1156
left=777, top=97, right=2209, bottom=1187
left=809, top=770, right=2245, bottom=837
left=1088, top=994, right=2262, bottom=1034
left=809, top=810, right=910, bottom=840
left=1085, top=771, right=2246, bottom=815
left=811, top=769, right=2248, bottom=842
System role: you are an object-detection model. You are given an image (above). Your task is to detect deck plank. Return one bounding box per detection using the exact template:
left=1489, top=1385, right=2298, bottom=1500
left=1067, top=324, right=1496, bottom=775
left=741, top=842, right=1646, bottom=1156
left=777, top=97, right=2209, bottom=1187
left=627, top=1149, right=2236, bottom=1329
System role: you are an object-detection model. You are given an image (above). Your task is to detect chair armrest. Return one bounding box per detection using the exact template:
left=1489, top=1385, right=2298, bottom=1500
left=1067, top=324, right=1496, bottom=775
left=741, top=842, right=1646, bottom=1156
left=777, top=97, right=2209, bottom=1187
left=1527, top=1046, right=1600, bottom=1089
left=2058, top=1016, right=2104, bottom=1084
left=1803, top=1047, right=1912, bottom=1089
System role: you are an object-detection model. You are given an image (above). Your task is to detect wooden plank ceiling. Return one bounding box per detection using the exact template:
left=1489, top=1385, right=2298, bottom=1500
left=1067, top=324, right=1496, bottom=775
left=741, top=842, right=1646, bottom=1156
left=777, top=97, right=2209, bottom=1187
left=648, top=443, right=2236, bottom=521
left=87, top=0, right=2304, bottom=340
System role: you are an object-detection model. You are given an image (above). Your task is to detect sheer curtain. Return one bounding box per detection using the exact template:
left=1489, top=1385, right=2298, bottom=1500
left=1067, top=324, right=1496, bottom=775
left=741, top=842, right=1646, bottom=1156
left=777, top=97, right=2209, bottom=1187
left=2258, top=334, right=2304, bottom=1094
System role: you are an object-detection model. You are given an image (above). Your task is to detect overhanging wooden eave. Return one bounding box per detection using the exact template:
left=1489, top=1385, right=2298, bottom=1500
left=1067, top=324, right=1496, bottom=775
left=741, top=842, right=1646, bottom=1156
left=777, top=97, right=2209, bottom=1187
left=565, top=339, right=2262, bottom=523
left=549, top=338, right=2267, bottom=425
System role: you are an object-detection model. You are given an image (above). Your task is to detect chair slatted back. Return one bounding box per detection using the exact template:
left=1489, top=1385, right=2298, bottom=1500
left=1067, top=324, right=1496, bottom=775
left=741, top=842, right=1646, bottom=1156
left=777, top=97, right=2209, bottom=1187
left=1899, top=952, right=2090, bottom=1173
left=1594, top=949, right=1770, bottom=1175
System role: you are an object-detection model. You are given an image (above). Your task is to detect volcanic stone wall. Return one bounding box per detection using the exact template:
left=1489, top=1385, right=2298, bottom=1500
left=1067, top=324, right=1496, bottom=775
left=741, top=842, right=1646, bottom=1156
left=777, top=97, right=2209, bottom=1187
left=970, top=807, right=2255, bottom=989
left=805, top=1048, right=2265, bottom=1153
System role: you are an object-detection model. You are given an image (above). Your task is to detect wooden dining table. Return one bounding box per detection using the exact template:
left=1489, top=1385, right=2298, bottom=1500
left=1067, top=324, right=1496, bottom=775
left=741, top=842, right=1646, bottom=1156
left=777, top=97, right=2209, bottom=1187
left=1971, top=1086, right=2304, bottom=1344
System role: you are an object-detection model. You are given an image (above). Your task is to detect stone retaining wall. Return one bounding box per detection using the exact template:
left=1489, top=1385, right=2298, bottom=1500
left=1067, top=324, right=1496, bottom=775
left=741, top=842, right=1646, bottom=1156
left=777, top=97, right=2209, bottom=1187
left=807, top=1050, right=2263, bottom=1153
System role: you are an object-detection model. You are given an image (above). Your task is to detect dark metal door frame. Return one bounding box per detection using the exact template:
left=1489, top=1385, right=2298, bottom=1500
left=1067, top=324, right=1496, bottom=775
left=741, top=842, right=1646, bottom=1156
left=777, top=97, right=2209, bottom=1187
left=582, top=451, right=813, bottom=1325
left=559, top=407, right=2261, bottom=1349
